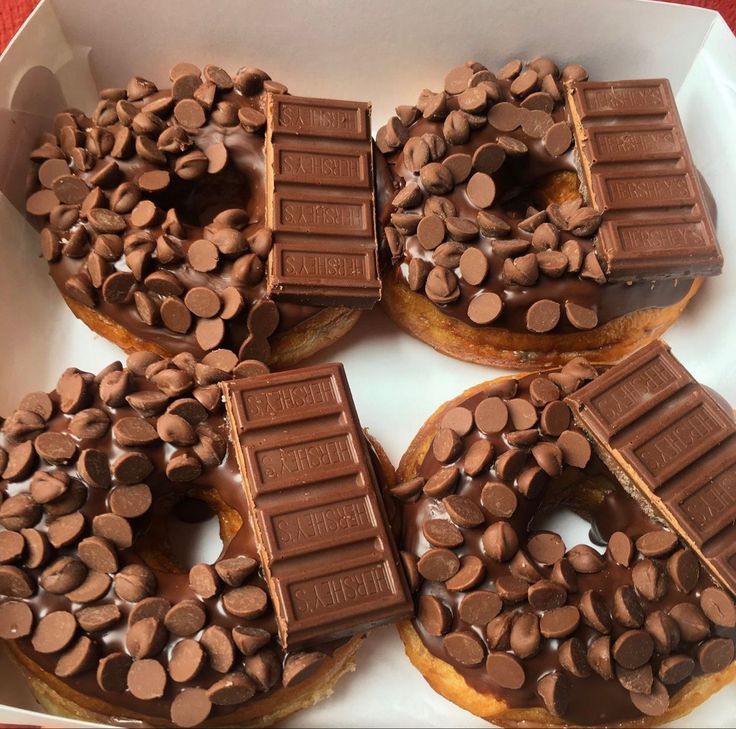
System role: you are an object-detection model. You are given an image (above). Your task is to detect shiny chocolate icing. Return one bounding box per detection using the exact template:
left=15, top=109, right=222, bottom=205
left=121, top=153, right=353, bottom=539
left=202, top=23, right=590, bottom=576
left=400, top=371, right=736, bottom=725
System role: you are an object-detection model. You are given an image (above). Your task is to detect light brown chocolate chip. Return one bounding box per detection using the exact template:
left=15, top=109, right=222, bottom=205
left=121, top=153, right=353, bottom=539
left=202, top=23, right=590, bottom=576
left=113, top=417, right=159, bottom=447
left=446, top=555, right=485, bottom=592
left=629, top=678, right=669, bottom=716
left=527, top=532, right=565, bottom=566
left=108, top=483, right=152, bottom=519
left=669, top=602, right=710, bottom=642
left=697, top=637, right=734, bottom=673
left=214, top=556, right=257, bottom=587
left=47, top=512, right=86, bottom=548
left=632, top=559, right=666, bottom=601
left=537, top=670, right=570, bottom=718
left=416, top=215, right=445, bottom=250
left=418, top=548, right=460, bottom=582
left=467, top=292, right=503, bottom=325
left=506, top=398, right=537, bottom=430
left=53, top=634, right=96, bottom=677
left=510, top=611, right=541, bottom=658
left=443, top=630, right=485, bottom=666
left=0, top=531, right=24, bottom=564
left=556, top=430, right=591, bottom=468
left=0, top=600, right=34, bottom=639
left=480, top=481, right=517, bottom=519
left=443, top=495, right=485, bottom=529
left=526, top=299, right=560, bottom=332
left=466, top=172, right=496, bottom=208
left=432, top=428, right=463, bottom=463
left=644, top=610, right=680, bottom=655
left=528, top=580, right=567, bottom=611
left=617, top=663, right=653, bottom=694
left=93, top=513, right=133, bottom=550
left=486, top=651, right=525, bottom=689
left=77, top=603, right=121, bottom=633
left=169, top=638, right=206, bottom=682
left=189, top=563, right=220, bottom=599
left=568, top=545, right=605, bottom=573
left=580, top=590, right=612, bottom=634
left=636, top=530, right=678, bottom=558
left=482, top=521, right=518, bottom=562
left=95, top=651, right=131, bottom=693
left=32, top=610, right=77, bottom=653
left=659, top=654, right=694, bottom=685
left=612, top=630, right=654, bottom=669
left=700, top=586, right=736, bottom=627
left=565, top=301, right=598, bottom=330
left=541, top=605, right=581, bottom=641
left=463, top=440, right=493, bottom=477
left=418, top=594, right=452, bottom=636
left=474, top=397, right=508, bottom=434
left=114, top=563, right=156, bottom=602
left=223, top=585, right=268, bottom=619
left=40, top=556, right=87, bottom=594
left=667, top=548, right=700, bottom=593
left=459, top=247, right=488, bottom=286
left=543, top=121, right=573, bottom=156
left=171, top=687, right=212, bottom=727
left=282, top=652, right=325, bottom=687
left=164, top=600, right=206, bottom=637
left=207, top=672, right=255, bottom=706
left=608, top=531, right=635, bottom=567
left=458, top=591, right=501, bottom=626
left=127, top=658, right=167, bottom=700
left=129, top=596, right=170, bottom=626
left=423, top=466, right=459, bottom=498
left=614, top=585, right=645, bottom=629
left=423, top=519, right=463, bottom=549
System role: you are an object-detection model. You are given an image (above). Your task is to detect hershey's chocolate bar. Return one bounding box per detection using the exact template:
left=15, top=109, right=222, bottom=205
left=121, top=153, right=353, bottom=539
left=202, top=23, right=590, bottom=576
left=265, top=95, right=381, bottom=308
left=221, top=364, right=412, bottom=648
left=566, top=341, right=736, bottom=597
left=566, top=79, right=722, bottom=281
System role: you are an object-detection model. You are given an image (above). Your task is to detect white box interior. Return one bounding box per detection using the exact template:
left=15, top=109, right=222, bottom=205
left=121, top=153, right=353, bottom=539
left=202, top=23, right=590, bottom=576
left=0, top=0, right=735, bottom=726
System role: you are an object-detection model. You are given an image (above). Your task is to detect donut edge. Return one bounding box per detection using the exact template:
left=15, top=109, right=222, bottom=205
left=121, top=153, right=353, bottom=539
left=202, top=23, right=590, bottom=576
left=394, top=373, right=736, bottom=728
left=62, top=294, right=363, bottom=370
left=381, top=264, right=703, bottom=369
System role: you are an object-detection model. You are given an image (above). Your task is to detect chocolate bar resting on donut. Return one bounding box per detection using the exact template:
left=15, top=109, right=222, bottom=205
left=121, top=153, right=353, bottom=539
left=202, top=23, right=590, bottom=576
left=222, top=363, right=412, bottom=649
left=565, top=78, right=722, bottom=281
left=567, top=340, right=736, bottom=597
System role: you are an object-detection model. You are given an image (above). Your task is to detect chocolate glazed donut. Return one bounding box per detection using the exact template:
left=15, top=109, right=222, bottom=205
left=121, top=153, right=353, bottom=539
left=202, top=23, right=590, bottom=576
left=0, top=350, right=396, bottom=727
left=25, top=63, right=362, bottom=368
left=375, top=57, right=703, bottom=368
left=390, top=359, right=736, bottom=727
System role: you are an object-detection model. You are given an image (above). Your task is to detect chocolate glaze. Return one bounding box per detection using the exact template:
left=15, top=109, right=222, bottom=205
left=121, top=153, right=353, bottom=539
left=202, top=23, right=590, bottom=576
left=400, top=371, right=736, bottom=725
left=31, top=78, right=320, bottom=359
left=378, top=75, right=697, bottom=334
left=0, top=357, right=391, bottom=721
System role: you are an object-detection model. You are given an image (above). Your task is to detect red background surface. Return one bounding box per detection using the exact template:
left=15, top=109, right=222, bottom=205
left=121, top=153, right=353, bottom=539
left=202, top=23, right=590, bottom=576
left=1, top=0, right=736, bottom=52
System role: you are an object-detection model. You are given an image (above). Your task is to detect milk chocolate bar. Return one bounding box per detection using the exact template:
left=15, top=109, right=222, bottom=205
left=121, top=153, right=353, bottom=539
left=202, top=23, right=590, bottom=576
left=265, top=95, right=381, bottom=308
left=566, top=341, right=736, bottom=597
left=566, top=79, right=722, bottom=281
left=221, top=364, right=412, bottom=648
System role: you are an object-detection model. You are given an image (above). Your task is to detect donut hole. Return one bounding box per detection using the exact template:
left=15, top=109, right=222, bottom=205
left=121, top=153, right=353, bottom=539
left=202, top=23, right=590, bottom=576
left=136, top=488, right=242, bottom=572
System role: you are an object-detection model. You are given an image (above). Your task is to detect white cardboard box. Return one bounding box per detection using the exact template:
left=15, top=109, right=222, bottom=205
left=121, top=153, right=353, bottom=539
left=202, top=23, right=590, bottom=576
left=1, top=0, right=735, bottom=726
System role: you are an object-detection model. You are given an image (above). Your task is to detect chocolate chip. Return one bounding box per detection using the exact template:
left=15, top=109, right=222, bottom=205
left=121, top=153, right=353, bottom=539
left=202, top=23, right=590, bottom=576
left=510, top=612, right=541, bottom=658
left=636, top=530, right=678, bottom=558
left=443, top=495, right=484, bottom=529
left=486, top=651, right=525, bottom=689
left=480, top=481, right=517, bottom=518
left=18, top=393, right=54, bottom=422
left=613, top=585, right=644, bottom=628
left=494, top=448, right=527, bottom=482
left=617, top=663, right=653, bottom=694
left=539, top=402, right=569, bottom=437
left=474, top=397, right=508, bottom=434
left=29, top=470, right=68, bottom=505
left=527, top=532, right=565, bottom=566
left=207, top=672, right=256, bottom=706
left=528, top=580, right=566, bottom=610
left=432, top=428, right=462, bottom=463
left=423, top=466, right=459, bottom=498
left=632, top=559, right=666, bottom=600
left=32, top=610, right=77, bottom=653
left=565, top=301, right=598, bottom=330
left=161, top=600, right=206, bottom=637
left=113, top=416, right=159, bottom=447
left=446, top=555, right=485, bottom=592
left=659, top=654, right=695, bottom=685
left=213, top=556, right=256, bottom=587
left=443, top=630, right=485, bottom=666
left=537, top=670, right=569, bottom=717
left=670, top=602, right=710, bottom=642
left=76, top=535, right=118, bottom=573
left=77, top=603, right=121, bottom=632
left=486, top=612, right=514, bottom=650
left=607, top=531, right=634, bottom=567
left=458, top=591, right=501, bottom=626
left=540, top=606, right=580, bottom=640
left=488, top=102, right=522, bottom=132
left=644, top=610, right=680, bottom=655
left=613, top=629, right=654, bottom=669
left=47, top=511, right=86, bottom=548
left=169, top=638, right=206, bottom=683
left=420, top=163, right=453, bottom=195
left=0, top=531, right=25, bottom=564
left=418, top=548, right=460, bottom=582
left=700, top=587, right=736, bottom=627
left=482, top=521, right=518, bottom=562
left=466, top=172, right=496, bottom=208
left=54, top=634, right=97, bottom=677
left=222, top=585, right=268, bottom=619
left=698, top=638, right=734, bottom=673
left=418, top=594, right=452, bottom=636
left=114, top=563, right=156, bottom=602
left=526, top=299, right=560, bottom=332
left=467, top=292, right=503, bottom=325
left=127, top=658, right=167, bottom=700
left=551, top=557, right=578, bottom=592
left=463, top=440, right=494, bottom=476
left=389, top=477, right=424, bottom=503
left=0, top=600, right=33, bottom=639
left=232, top=626, right=271, bottom=656
left=40, top=556, right=87, bottom=594
left=580, top=589, right=612, bottom=634
left=3, top=441, right=37, bottom=482
left=543, top=121, right=573, bottom=156
left=93, top=513, right=133, bottom=550
left=568, top=544, right=605, bottom=573
left=282, top=651, right=325, bottom=687
left=587, top=634, right=614, bottom=680
left=129, top=596, right=170, bottom=626
left=416, top=215, right=445, bottom=251
left=171, top=687, right=212, bottom=727
left=629, top=678, right=669, bottom=716
left=423, top=519, right=463, bottom=549
left=509, top=549, right=543, bottom=582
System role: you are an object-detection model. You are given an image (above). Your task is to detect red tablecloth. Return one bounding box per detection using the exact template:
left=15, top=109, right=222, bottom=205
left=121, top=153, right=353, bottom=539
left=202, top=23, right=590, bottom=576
left=2, top=0, right=736, bottom=53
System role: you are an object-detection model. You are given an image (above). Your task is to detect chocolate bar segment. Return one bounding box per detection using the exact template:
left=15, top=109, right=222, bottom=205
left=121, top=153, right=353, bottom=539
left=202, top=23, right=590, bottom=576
left=566, top=79, right=722, bottom=281
left=265, top=94, right=381, bottom=308
left=567, top=341, right=736, bottom=597
left=221, top=364, right=412, bottom=648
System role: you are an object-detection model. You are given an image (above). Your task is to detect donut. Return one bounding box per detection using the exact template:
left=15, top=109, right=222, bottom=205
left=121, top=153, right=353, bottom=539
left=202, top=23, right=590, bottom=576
left=0, top=349, right=396, bottom=727
left=24, top=62, right=364, bottom=368
left=375, top=57, right=707, bottom=368
left=391, top=358, right=736, bottom=726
